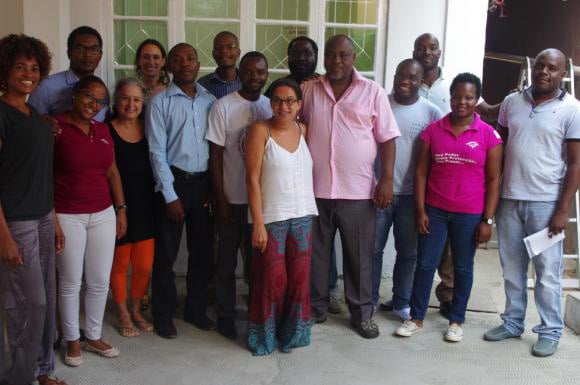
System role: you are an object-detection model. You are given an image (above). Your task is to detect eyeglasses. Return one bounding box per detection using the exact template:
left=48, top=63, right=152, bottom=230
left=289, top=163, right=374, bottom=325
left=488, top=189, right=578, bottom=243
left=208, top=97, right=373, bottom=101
left=214, top=43, right=238, bottom=51
left=71, top=45, right=102, bottom=56
left=78, top=91, right=107, bottom=107
left=271, top=97, right=299, bottom=107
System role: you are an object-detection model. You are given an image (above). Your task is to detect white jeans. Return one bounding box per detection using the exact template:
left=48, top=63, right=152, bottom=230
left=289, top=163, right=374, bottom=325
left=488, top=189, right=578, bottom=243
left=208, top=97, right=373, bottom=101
left=57, top=206, right=116, bottom=341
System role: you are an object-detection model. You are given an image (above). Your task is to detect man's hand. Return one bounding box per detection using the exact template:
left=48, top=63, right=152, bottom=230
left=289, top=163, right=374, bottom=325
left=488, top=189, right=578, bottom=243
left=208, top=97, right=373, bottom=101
left=55, top=217, right=65, bottom=254
left=116, top=209, right=128, bottom=240
left=416, top=210, right=430, bottom=235
left=166, top=199, right=185, bottom=222
left=42, top=114, right=61, bottom=136
left=374, top=178, right=393, bottom=209
left=475, top=222, right=492, bottom=245
left=549, top=210, right=568, bottom=237
left=252, top=224, right=268, bottom=253
left=0, top=232, right=22, bottom=268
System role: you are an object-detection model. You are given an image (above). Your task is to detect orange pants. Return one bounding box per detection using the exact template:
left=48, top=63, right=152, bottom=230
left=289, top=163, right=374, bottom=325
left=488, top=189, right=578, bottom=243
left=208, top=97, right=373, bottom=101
left=110, top=238, right=154, bottom=304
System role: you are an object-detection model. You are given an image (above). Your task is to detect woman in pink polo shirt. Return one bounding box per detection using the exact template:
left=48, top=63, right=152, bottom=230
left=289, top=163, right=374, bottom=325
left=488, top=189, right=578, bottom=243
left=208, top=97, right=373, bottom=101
left=395, top=73, right=503, bottom=342
left=54, top=75, right=127, bottom=366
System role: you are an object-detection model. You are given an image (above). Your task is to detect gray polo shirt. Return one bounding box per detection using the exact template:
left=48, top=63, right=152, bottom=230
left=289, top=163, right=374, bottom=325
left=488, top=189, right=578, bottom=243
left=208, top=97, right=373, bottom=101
left=499, top=88, right=580, bottom=201
left=378, top=95, right=443, bottom=195
left=419, top=67, right=451, bottom=114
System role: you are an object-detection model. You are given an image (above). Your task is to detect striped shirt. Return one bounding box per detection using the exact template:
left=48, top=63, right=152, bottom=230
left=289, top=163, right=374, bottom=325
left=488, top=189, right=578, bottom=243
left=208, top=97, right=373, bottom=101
left=197, top=71, right=241, bottom=99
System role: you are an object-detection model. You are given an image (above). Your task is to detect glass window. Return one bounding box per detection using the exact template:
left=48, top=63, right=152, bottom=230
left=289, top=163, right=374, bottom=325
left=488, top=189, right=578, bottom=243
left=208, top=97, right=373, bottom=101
left=255, top=25, right=308, bottom=70
left=114, top=20, right=168, bottom=66
left=186, top=0, right=239, bottom=18
left=114, top=0, right=168, bottom=17
left=325, top=0, right=377, bottom=24
left=256, top=0, right=309, bottom=21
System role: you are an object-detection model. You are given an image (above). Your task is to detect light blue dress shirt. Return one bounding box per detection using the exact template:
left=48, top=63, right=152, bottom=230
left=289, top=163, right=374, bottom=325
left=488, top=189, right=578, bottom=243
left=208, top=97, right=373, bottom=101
left=145, top=82, right=216, bottom=203
left=28, top=69, right=108, bottom=122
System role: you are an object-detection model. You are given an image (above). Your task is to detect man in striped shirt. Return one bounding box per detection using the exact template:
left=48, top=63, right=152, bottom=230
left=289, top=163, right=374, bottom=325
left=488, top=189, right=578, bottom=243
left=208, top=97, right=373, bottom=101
left=197, top=31, right=242, bottom=99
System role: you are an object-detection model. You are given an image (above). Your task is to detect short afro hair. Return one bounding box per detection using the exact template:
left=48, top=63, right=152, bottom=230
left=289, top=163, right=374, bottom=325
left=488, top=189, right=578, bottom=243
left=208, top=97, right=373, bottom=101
left=0, top=34, right=52, bottom=92
left=67, top=26, right=103, bottom=50
left=450, top=72, right=482, bottom=100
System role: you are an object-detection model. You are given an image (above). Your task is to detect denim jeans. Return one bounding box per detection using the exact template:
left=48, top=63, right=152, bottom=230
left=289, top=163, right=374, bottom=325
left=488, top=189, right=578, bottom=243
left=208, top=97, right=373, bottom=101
left=496, top=199, right=563, bottom=341
left=410, top=205, right=481, bottom=324
left=372, top=195, right=417, bottom=308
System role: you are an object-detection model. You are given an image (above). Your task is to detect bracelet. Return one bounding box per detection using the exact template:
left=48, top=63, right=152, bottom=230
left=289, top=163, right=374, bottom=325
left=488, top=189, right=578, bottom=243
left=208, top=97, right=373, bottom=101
left=115, top=204, right=128, bottom=212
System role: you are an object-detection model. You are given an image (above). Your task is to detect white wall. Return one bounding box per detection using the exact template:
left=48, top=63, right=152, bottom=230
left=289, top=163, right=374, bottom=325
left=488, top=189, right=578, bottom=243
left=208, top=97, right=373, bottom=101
left=0, top=0, right=24, bottom=37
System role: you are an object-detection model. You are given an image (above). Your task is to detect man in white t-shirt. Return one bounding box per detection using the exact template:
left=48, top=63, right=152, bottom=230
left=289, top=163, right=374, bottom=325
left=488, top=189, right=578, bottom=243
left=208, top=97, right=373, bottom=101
left=374, top=59, right=443, bottom=320
left=412, top=32, right=453, bottom=317
left=484, top=49, right=580, bottom=358
left=206, top=52, right=272, bottom=340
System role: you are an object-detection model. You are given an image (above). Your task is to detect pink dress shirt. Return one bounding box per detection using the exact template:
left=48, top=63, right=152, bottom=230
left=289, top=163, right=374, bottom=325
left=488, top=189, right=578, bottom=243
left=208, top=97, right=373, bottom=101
left=301, top=70, right=400, bottom=199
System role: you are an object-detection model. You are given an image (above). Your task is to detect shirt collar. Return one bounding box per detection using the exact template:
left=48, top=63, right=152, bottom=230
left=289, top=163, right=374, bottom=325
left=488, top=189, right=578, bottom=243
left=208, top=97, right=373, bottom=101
left=65, top=69, right=79, bottom=85
left=166, top=81, right=211, bottom=99
left=523, top=86, right=567, bottom=104
left=441, top=112, right=482, bottom=134
left=320, top=68, right=366, bottom=100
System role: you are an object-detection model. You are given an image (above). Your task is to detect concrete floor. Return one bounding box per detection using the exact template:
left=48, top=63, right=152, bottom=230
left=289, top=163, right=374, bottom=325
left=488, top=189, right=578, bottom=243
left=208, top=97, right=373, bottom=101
left=55, top=249, right=580, bottom=385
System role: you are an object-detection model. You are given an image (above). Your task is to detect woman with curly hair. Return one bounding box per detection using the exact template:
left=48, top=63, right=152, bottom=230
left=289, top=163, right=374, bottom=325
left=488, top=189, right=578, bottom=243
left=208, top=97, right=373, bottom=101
left=0, top=34, right=67, bottom=385
left=135, top=38, right=169, bottom=103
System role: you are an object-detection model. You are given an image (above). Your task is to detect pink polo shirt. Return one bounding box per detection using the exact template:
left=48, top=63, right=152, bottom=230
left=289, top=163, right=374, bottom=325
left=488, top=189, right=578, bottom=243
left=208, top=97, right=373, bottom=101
left=301, top=70, right=400, bottom=199
left=420, top=113, right=502, bottom=214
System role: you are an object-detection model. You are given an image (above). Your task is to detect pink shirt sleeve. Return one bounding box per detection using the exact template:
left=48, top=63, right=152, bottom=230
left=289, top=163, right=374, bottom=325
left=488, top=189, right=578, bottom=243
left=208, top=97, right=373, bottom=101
left=484, top=122, right=503, bottom=150
left=373, top=87, right=400, bottom=143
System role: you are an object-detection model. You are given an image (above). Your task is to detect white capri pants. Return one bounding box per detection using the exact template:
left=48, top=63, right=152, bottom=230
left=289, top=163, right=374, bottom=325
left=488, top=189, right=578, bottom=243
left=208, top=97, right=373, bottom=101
left=56, top=206, right=116, bottom=341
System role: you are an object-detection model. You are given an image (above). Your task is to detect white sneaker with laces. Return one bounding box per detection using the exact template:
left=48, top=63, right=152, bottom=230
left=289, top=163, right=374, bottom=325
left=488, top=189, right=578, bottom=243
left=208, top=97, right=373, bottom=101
left=444, top=323, right=463, bottom=342
left=395, top=320, right=422, bottom=337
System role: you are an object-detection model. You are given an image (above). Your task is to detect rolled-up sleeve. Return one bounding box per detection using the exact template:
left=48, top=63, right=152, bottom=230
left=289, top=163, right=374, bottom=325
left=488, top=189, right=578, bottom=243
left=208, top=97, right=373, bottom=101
left=146, top=99, right=177, bottom=203
left=373, top=88, right=400, bottom=143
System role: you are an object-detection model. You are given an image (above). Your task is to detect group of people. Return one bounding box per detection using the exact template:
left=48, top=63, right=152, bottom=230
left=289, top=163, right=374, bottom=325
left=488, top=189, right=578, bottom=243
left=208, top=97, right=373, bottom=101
left=0, top=22, right=578, bottom=385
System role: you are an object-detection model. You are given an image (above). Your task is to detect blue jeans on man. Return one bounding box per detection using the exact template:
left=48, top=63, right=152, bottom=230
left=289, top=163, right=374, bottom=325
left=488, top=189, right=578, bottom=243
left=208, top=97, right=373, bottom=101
left=372, top=195, right=417, bottom=309
left=409, top=205, right=481, bottom=324
left=496, top=199, right=564, bottom=340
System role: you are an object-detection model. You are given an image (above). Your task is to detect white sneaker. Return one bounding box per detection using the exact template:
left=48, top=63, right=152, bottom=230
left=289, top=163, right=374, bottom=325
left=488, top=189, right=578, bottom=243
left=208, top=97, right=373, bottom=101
left=393, top=307, right=411, bottom=321
left=444, top=323, right=463, bottom=342
left=395, top=320, right=423, bottom=337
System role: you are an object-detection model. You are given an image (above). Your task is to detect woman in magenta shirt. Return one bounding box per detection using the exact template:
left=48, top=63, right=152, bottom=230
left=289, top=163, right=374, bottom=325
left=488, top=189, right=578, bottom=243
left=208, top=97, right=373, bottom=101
left=54, top=75, right=127, bottom=366
left=395, top=73, right=503, bottom=342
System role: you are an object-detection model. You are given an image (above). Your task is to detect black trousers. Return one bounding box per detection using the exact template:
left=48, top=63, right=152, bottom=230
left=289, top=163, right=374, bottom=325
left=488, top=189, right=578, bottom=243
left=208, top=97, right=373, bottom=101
left=151, top=175, right=213, bottom=321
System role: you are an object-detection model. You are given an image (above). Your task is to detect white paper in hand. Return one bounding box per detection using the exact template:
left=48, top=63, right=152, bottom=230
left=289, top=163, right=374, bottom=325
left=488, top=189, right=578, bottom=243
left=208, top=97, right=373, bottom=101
left=523, top=228, right=565, bottom=259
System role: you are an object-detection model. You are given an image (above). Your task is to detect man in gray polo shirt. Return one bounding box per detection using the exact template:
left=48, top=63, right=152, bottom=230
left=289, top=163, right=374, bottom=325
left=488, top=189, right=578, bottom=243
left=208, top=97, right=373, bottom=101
left=484, top=49, right=580, bottom=357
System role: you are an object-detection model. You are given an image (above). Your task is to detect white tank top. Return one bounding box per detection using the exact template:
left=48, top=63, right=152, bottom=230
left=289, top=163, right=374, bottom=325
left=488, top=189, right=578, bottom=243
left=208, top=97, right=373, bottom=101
left=252, top=123, right=318, bottom=224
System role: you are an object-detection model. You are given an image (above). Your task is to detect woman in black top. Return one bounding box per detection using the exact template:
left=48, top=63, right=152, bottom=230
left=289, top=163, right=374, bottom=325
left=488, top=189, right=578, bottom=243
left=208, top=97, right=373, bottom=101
left=108, top=78, right=156, bottom=337
left=0, top=34, right=67, bottom=385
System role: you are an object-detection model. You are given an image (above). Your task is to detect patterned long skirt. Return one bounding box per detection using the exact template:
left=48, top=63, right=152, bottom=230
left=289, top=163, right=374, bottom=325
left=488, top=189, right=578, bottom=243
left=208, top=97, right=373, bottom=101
left=247, top=216, right=313, bottom=356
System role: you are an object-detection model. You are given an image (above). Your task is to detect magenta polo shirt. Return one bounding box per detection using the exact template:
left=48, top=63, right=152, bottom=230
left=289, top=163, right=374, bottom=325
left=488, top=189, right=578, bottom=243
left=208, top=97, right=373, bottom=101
left=53, top=114, right=114, bottom=214
left=420, top=113, right=502, bottom=214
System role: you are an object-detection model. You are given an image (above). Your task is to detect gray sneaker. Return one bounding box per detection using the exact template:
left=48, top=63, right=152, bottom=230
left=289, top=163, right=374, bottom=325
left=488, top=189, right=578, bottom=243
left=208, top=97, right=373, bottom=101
left=352, top=319, right=380, bottom=339
left=532, top=337, right=559, bottom=357
left=328, top=295, right=343, bottom=314
left=483, top=324, right=521, bottom=341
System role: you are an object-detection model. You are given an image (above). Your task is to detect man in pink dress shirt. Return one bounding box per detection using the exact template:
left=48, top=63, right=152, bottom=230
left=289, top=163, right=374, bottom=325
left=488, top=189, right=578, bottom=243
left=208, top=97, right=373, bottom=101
left=301, top=35, right=400, bottom=339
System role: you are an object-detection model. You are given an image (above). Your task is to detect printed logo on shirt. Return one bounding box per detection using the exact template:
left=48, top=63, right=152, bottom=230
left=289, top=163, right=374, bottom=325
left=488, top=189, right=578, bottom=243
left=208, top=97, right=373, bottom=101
left=493, top=130, right=501, bottom=139
left=433, top=153, right=476, bottom=165
left=465, top=141, right=479, bottom=149
left=100, top=138, right=110, bottom=145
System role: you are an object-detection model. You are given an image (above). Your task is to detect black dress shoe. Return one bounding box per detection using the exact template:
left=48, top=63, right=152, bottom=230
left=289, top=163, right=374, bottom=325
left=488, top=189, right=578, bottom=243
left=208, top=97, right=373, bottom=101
left=217, top=317, right=238, bottom=340
left=439, top=301, right=452, bottom=320
left=184, top=313, right=216, bottom=331
left=379, top=300, right=394, bottom=312
left=155, top=319, right=177, bottom=339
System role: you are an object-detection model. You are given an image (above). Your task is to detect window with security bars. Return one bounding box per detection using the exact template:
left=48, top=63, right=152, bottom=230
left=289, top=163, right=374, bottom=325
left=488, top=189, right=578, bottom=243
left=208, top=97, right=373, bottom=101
left=110, top=0, right=384, bottom=85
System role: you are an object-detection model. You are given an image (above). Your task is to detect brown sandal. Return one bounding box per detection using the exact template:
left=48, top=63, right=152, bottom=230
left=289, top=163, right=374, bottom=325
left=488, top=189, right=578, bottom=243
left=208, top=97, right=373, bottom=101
left=115, top=322, right=140, bottom=337
left=37, top=373, right=67, bottom=385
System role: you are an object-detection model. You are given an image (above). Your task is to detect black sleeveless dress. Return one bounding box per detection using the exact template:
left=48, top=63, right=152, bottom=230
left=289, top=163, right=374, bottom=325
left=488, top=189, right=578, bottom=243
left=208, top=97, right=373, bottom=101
left=109, top=123, right=155, bottom=245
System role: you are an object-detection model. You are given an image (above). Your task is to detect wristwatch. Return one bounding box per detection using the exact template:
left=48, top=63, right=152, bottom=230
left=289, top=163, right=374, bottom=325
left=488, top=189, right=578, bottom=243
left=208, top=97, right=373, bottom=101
left=115, top=204, right=128, bottom=212
left=482, top=217, right=493, bottom=225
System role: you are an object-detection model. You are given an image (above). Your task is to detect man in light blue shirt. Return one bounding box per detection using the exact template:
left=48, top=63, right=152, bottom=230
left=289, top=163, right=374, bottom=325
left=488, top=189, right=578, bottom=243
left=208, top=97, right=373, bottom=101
left=145, top=42, right=216, bottom=339
left=29, top=26, right=108, bottom=122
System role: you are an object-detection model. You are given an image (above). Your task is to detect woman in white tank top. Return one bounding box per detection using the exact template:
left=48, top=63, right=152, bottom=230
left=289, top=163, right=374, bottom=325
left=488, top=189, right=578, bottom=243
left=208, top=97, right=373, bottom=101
left=245, top=79, right=317, bottom=356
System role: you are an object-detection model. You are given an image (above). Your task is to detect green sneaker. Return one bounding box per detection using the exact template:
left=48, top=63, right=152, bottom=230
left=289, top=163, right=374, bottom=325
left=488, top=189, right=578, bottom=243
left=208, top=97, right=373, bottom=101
left=532, top=337, right=559, bottom=357
left=483, top=324, right=520, bottom=341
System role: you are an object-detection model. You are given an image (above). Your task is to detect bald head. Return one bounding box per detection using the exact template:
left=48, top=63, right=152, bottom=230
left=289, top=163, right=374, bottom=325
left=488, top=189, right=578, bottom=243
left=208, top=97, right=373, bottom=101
left=413, top=33, right=441, bottom=71
left=324, top=34, right=356, bottom=84
left=325, top=34, right=355, bottom=52
left=531, top=48, right=567, bottom=97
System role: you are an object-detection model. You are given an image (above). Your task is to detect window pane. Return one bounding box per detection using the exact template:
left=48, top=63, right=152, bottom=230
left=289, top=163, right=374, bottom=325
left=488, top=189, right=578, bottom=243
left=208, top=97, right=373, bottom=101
left=114, top=20, right=168, bottom=66
left=256, top=25, right=308, bottom=70
left=185, top=22, right=240, bottom=68
left=256, top=0, right=309, bottom=21
left=325, top=27, right=375, bottom=71
left=186, top=0, right=239, bottom=18
left=325, top=0, right=377, bottom=24
left=114, top=0, right=168, bottom=16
